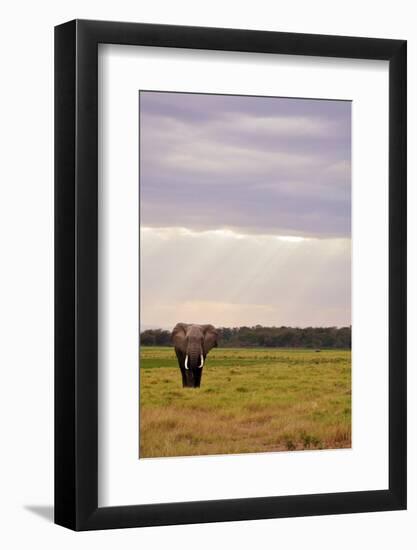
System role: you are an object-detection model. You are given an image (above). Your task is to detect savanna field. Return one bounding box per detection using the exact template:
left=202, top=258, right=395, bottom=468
left=139, top=347, right=351, bottom=458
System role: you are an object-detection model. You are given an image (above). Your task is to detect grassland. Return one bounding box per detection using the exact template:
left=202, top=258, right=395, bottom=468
left=139, top=347, right=351, bottom=458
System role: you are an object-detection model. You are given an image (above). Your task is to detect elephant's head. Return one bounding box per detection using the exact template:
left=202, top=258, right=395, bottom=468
left=171, top=323, right=218, bottom=388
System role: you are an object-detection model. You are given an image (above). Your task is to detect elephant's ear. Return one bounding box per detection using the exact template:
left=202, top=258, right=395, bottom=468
left=171, top=323, right=188, bottom=353
left=202, top=325, right=218, bottom=355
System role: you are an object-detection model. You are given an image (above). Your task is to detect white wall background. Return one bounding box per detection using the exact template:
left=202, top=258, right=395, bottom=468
left=0, top=1, right=414, bottom=548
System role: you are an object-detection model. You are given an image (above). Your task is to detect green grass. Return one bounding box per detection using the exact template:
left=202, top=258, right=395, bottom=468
left=139, top=347, right=351, bottom=458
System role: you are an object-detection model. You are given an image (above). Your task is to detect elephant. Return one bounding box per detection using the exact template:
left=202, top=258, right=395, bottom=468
left=171, top=323, right=218, bottom=388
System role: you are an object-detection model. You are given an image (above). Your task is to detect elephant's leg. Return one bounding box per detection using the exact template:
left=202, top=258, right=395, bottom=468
left=176, top=349, right=191, bottom=387
left=194, top=368, right=203, bottom=388
left=175, top=348, right=184, bottom=364
left=179, top=366, right=189, bottom=387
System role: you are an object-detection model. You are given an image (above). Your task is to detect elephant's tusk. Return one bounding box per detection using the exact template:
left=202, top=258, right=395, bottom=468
left=198, top=354, right=204, bottom=369
left=184, top=355, right=189, bottom=370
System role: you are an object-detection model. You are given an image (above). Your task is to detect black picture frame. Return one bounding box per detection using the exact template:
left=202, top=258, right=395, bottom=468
left=55, top=19, right=407, bottom=531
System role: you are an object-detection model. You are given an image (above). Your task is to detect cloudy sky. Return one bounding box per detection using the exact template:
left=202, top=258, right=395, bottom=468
left=140, top=91, right=351, bottom=330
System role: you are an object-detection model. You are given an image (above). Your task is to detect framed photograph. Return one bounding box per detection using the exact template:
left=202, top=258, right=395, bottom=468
left=55, top=20, right=406, bottom=530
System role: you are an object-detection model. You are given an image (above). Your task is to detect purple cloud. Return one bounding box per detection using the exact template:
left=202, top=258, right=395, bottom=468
left=140, top=91, right=351, bottom=238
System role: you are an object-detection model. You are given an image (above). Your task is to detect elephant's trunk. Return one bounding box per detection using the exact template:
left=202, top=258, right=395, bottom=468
left=184, top=353, right=203, bottom=370
left=187, top=343, right=203, bottom=369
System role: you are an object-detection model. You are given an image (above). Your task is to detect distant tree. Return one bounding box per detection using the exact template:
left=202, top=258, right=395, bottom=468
left=140, top=325, right=351, bottom=349
left=140, top=329, right=171, bottom=346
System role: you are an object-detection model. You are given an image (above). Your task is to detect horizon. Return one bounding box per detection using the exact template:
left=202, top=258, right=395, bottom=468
left=140, top=323, right=352, bottom=332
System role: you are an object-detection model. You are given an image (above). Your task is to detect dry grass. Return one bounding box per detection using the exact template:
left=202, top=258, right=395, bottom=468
left=139, top=347, right=351, bottom=458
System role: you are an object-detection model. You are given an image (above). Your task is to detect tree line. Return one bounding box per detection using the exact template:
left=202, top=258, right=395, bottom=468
left=140, top=325, right=351, bottom=349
